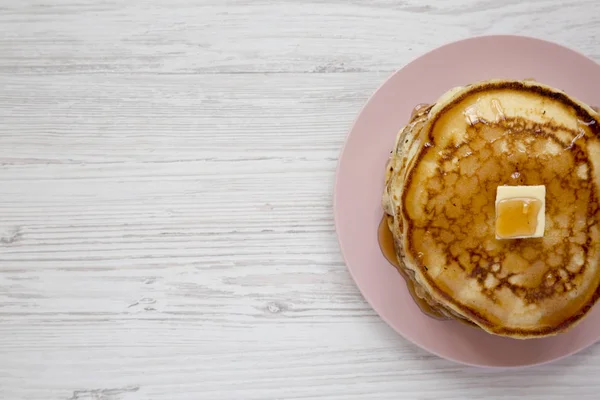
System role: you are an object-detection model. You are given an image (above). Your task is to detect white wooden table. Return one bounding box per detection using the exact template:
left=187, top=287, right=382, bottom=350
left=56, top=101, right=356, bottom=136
left=1, top=1, right=600, bottom=399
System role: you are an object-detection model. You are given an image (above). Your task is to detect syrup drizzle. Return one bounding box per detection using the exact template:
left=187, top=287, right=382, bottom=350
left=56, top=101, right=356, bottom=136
left=378, top=217, right=448, bottom=320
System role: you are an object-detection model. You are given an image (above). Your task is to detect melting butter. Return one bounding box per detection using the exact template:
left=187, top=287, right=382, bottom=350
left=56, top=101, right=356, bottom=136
left=495, top=185, right=546, bottom=239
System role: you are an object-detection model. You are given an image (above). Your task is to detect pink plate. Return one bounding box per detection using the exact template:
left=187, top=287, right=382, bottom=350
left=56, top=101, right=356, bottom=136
left=334, top=35, right=600, bottom=368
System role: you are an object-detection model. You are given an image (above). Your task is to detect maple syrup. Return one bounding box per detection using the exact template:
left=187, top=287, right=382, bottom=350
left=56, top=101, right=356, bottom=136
left=410, top=103, right=431, bottom=119
left=378, top=215, right=399, bottom=268
left=496, top=198, right=543, bottom=239
left=378, top=216, right=448, bottom=320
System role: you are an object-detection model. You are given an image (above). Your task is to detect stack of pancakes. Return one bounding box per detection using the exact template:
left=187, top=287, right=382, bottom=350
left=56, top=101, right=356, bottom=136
left=382, top=79, right=600, bottom=338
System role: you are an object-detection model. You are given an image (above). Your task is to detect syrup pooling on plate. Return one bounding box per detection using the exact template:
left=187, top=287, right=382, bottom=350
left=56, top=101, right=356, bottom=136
left=377, top=215, right=399, bottom=269
left=378, top=216, right=448, bottom=320
left=381, top=102, right=458, bottom=321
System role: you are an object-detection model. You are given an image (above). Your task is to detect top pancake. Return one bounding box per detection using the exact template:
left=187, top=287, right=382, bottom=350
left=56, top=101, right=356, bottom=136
left=383, top=79, right=600, bottom=338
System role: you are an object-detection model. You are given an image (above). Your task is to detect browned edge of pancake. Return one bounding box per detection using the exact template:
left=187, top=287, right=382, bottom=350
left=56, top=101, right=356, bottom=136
left=399, top=80, right=600, bottom=336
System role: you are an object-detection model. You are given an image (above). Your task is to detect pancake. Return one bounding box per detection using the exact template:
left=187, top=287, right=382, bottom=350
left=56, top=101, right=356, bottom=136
left=382, top=79, right=600, bottom=338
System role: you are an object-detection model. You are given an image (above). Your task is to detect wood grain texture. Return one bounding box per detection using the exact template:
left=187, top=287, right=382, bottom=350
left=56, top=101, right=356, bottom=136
left=1, top=1, right=600, bottom=399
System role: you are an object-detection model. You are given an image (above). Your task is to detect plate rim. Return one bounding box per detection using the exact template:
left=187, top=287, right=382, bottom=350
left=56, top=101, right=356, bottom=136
left=333, top=34, right=600, bottom=368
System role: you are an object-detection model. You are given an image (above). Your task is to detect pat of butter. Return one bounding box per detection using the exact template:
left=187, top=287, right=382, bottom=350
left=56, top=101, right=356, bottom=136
left=495, top=185, right=546, bottom=239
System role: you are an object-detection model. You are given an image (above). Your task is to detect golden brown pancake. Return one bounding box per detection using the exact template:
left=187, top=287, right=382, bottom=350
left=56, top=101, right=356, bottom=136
left=382, top=79, right=600, bottom=338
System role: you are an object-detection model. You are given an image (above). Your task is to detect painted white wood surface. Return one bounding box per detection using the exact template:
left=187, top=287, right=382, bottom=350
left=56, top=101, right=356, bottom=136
left=1, top=1, right=600, bottom=399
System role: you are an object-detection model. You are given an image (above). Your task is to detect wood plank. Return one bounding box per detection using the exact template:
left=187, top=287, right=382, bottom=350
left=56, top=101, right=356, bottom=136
left=1, top=0, right=599, bottom=75
left=1, top=1, right=600, bottom=399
